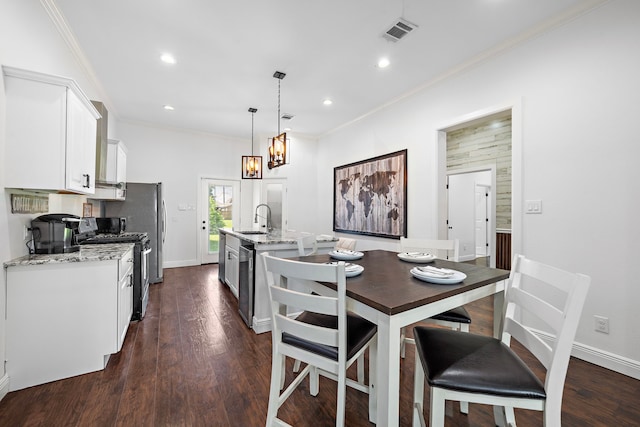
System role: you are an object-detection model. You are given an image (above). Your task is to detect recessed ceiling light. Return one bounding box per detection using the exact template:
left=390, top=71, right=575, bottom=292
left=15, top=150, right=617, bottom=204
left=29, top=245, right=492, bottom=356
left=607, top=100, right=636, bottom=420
left=163, top=105, right=174, bottom=111
left=160, top=53, right=176, bottom=64
left=377, top=57, right=390, bottom=68
left=323, top=99, right=333, bottom=106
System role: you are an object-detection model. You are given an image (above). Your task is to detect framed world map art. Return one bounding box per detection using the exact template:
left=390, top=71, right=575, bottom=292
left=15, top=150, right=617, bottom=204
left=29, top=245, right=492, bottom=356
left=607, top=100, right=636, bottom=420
left=333, top=149, right=407, bottom=239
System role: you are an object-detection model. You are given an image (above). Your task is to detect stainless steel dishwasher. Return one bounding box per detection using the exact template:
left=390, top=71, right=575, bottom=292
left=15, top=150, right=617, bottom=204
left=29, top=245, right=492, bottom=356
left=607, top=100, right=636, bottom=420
left=238, top=242, right=255, bottom=328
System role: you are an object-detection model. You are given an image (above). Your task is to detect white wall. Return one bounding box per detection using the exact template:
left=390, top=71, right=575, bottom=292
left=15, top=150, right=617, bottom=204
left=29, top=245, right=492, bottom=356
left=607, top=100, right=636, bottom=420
left=315, top=0, right=640, bottom=375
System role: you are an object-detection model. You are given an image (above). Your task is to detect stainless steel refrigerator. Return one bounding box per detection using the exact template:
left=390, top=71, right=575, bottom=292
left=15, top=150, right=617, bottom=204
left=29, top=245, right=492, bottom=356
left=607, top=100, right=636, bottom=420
left=103, top=182, right=165, bottom=283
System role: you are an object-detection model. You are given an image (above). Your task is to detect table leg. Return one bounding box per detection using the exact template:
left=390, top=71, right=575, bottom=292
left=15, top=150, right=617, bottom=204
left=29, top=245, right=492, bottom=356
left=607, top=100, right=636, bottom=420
left=376, top=315, right=402, bottom=426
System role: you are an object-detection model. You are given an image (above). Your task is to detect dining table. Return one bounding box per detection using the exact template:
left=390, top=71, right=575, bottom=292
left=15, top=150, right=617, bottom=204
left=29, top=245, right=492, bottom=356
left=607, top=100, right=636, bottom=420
left=292, top=249, right=511, bottom=426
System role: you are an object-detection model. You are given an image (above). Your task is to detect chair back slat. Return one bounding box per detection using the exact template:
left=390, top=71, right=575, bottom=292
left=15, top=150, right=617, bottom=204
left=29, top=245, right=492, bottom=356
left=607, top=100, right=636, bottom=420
left=507, top=286, right=564, bottom=334
left=270, top=285, right=338, bottom=316
left=503, top=317, right=553, bottom=368
left=276, top=314, right=339, bottom=348
left=400, top=237, right=460, bottom=261
left=297, top=233, right=318, bottom=257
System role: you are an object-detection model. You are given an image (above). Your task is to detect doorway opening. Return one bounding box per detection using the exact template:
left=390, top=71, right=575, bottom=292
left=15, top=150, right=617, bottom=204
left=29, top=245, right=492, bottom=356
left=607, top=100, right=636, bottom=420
left=199, top=178, right=240, bottom=264
left=437, top=104, right=521, bottom=269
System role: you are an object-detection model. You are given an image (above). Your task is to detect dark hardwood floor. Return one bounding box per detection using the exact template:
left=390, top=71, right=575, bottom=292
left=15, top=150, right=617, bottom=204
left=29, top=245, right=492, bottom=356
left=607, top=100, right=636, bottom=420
left=1, top=264, right=638, bottom=426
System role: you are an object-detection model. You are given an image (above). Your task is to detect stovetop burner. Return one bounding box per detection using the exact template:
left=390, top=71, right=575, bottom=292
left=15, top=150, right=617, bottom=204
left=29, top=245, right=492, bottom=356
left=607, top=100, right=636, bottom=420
left=78, top=231, right=148, bottom=244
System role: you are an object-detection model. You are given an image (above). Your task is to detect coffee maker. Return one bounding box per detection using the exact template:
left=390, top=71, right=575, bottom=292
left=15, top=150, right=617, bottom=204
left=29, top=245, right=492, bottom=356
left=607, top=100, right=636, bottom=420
left=30, top=214, right=81, bottom=254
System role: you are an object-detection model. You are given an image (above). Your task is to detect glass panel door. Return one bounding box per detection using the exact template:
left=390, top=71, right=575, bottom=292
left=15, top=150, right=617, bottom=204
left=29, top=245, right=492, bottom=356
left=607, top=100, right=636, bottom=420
left=200, top=178, right=239, bottom=264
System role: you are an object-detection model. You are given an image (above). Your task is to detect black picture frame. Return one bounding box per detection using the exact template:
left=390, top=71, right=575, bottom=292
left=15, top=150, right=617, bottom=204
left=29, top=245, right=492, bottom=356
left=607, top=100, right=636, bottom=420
left=333, top=149, right=407, bottom=239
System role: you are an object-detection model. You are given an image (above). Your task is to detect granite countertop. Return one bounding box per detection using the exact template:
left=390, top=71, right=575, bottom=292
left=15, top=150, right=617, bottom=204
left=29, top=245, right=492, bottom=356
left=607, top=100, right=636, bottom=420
left=220, top=228, right=338, bottom=245
left=3, top=243, right=135, bottom=268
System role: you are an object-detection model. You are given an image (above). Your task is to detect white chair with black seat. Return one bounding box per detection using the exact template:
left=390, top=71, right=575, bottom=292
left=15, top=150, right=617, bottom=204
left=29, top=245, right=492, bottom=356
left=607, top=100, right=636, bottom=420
left=412, top=254, right=590, bottom=427
left=399, top=238, right=469, bottom=352
left=261, top=252, right=377, bottom=427
left=400, top=237, right=470, bottom=413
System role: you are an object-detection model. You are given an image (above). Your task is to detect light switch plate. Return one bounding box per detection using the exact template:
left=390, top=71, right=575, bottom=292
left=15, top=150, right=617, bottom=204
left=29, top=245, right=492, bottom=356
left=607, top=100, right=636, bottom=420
left=525, top=199, right=542, bottom=214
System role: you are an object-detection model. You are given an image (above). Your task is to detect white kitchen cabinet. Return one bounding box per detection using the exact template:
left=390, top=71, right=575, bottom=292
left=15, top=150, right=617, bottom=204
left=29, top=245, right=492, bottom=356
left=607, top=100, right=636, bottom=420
left=92, top=139, right=128, bottom=200
left=224, top=235, right=240, bottom=298
left=2, top=66, right=100, bottom=194
left=5, top=246, right=134, bottom=391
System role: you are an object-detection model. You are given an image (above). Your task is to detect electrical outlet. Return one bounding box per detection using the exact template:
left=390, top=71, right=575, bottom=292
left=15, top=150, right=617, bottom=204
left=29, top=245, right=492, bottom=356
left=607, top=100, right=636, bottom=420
left=594, top=315, right=609, bottom=334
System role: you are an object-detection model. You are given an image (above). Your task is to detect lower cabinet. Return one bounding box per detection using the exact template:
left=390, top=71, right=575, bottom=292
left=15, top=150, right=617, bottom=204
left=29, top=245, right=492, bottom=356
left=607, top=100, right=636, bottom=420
left=224, top=235, right=240, bottom=298
left=5, top=248, right=134, bottom=391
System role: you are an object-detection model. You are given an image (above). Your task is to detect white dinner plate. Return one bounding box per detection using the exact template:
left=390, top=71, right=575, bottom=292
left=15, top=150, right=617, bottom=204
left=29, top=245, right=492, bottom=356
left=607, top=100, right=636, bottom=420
left=329, top=250, right=364, bottom=261
left=410, top=267, right=467, bottom=284
left=397, top=252, right=436, bottom=263
left=325, top=262, right=364, bottom=277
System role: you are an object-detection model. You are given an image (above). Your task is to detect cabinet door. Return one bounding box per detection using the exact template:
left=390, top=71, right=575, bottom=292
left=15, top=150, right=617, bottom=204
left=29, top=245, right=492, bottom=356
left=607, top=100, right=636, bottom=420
left=115, top=142, right=127, bottom=198
left=65, top=89, right=97, bottom=193
left=117, top=270, right=133, bottom=351
left=225, top=246, right=239, bottom=298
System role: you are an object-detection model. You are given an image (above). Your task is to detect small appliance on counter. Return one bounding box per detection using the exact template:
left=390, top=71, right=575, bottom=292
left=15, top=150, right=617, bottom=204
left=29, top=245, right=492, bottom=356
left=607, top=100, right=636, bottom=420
left=30, top=214, right=82, bottom=254
left=95, top=217, right=126, bottom=234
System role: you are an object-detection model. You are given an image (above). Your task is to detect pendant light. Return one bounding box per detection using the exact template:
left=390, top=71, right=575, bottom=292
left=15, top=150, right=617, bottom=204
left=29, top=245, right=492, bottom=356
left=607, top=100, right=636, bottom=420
left=241, top=107, right=262, bottom=179
left=268, top=71, right=287, bottom=169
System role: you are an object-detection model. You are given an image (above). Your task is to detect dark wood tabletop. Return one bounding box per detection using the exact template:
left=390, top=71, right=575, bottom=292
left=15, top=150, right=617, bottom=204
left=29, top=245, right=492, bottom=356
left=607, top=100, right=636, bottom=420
left=292, top=249, right=510, bottom=316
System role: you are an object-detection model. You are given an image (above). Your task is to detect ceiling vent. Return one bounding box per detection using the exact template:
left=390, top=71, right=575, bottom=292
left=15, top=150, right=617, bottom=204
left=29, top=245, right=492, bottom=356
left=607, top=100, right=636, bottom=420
left=383, top=18, right=418, bottom=42
left=281, top=113, right=294, bottom=120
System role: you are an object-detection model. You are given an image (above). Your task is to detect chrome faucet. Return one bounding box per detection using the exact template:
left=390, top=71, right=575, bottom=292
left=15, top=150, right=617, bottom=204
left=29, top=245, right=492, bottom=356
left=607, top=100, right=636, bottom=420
left=254, top=204, right=273, bottom=232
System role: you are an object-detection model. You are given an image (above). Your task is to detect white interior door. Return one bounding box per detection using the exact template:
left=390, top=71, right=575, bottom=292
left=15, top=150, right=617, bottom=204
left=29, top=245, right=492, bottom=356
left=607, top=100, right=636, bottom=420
left=200, top=178, right=240, bottom=264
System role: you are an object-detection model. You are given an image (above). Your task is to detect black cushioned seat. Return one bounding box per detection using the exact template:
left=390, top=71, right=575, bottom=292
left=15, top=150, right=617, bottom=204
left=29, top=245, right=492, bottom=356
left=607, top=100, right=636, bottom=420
left=413, top=326, right=545, bottom=399
left=429, top=306, right=471, bottom=324
left=283, top=312, right=377, bottom=361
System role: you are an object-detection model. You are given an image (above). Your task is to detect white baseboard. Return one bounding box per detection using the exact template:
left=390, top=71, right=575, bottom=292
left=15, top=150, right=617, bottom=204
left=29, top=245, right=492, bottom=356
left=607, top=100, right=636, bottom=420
left=252, top=311, right=302, bottom=335
left=534, top=329, right=640, bottom=380
left=252, top=316, right=272, bottom=334
left=163, top=259, right=200, bottom=269
left=0, top=373, right=9, bottom=402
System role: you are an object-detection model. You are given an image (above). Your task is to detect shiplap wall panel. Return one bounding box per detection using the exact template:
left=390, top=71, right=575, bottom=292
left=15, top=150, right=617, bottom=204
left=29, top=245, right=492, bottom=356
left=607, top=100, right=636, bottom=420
left=447, top=116, right=512, bottom=230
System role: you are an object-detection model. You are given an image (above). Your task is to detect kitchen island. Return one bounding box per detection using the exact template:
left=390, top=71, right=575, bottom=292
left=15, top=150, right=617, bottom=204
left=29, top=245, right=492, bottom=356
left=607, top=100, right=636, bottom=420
left=218, top=229, right=338, bottom=333
left=3, top=243, right=135, bottom=391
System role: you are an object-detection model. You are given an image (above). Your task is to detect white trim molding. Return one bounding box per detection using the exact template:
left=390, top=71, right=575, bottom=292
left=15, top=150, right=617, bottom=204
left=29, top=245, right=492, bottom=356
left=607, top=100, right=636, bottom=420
left=533, top=329, right=640, bottom=381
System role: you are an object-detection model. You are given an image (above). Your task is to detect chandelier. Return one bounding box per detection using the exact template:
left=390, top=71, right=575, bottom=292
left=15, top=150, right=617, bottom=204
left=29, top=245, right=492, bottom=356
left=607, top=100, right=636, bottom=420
left=241, top=107, right=262, bottom=179
left=268, top=71, right=287, bottom=169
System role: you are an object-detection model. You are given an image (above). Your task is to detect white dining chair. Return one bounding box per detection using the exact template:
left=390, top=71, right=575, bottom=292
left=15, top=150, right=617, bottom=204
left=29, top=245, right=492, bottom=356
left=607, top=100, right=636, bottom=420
left=297, top=233, right=318, bottom=257
left=399, top=238, right=469, bottom=350
left=261, top=252, right=377, bottom=426
left=412, top=254, right=590, bottom=427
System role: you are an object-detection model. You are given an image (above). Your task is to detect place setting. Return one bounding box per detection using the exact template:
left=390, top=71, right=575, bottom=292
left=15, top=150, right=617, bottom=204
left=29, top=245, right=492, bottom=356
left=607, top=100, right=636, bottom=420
left=397, top=251, right=437, bottom=263
left=324, top=261, right=364, bottom=277
left=329, top=248, right=365, bottom=261
left=410, top=265, right=467, bottom=284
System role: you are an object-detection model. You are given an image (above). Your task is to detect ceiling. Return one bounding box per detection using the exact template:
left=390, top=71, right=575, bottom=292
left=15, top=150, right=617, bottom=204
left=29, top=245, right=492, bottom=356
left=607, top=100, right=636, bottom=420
left=51, top=0, right=603, bottom=140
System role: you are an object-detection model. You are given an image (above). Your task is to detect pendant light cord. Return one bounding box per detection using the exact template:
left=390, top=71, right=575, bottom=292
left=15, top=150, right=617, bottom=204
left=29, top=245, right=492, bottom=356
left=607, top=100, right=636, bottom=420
left=277, top=78, right=281, bottom=136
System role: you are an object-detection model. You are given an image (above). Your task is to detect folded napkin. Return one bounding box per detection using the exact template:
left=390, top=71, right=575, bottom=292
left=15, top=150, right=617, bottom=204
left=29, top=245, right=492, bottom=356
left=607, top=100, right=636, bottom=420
left=326, top=261, right=360, bottom=271
left=416, top=266, right=456, bottom=277
left=405, top=252, right=432, bottom=257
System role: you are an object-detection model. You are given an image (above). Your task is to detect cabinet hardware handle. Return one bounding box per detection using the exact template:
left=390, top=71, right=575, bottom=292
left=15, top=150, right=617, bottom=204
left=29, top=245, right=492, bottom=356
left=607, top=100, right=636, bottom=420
left=82, top=174, right=91, bottom=188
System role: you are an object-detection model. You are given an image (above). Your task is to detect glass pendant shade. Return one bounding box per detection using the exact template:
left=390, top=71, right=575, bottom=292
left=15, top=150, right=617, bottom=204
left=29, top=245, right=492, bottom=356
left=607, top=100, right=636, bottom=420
left=242, top=107, right=262, bottom=179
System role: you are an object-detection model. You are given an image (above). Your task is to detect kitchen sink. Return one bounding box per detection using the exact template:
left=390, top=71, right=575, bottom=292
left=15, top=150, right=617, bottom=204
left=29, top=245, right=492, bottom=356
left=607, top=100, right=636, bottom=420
left=235, top=230, right=268, bottom=235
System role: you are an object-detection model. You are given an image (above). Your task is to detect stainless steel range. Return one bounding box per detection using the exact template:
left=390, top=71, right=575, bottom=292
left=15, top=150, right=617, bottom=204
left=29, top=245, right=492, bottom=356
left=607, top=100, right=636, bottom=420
left=77, top=221, right=151, bottom=321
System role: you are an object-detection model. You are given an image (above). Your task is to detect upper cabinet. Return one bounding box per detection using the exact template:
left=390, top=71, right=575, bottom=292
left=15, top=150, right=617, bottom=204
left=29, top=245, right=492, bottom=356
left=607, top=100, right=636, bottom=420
left=92, top=139, right=127, bottom=200
left=2, top=66, right=101, bottom=194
